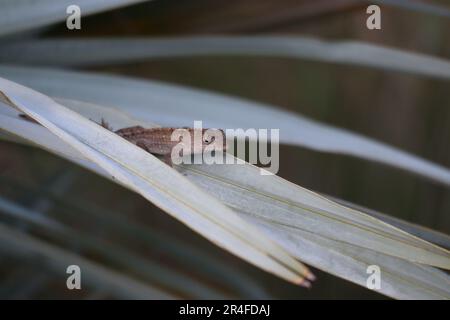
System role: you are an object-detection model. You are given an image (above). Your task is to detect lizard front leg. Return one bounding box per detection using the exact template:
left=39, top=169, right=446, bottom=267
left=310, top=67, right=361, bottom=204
left=136, top=139, right=173, bottom=167
left=163, top=153, right=173, bottom=167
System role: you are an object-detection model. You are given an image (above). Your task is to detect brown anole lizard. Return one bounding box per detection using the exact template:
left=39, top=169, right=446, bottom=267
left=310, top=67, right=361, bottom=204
left=20, top=114, right=227, bottom=166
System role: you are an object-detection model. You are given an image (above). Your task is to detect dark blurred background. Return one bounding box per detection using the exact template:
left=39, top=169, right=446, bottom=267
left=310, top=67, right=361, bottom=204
left=1, top=0, right=450, bottom=299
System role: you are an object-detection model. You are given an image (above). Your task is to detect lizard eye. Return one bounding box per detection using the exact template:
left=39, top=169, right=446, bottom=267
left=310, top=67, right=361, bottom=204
left=203, top=135, right=215, bottom=144
left=204, top=136, right=215, bottom=144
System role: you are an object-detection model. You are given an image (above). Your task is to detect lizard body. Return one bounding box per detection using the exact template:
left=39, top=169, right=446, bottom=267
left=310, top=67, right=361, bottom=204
left=112, top=125, right=226, bottom=166
left=20, top=114, right=226, bottom=166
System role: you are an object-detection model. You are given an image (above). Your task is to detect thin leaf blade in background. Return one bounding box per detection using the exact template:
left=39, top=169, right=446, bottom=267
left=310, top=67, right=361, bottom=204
left=0, top=0, right=151, bottom=37
left=0, top=222, right=175, bottom=299
left=3, top=37, right=450, bottom=80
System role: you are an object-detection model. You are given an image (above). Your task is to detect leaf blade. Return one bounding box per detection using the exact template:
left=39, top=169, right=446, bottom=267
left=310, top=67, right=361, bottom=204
left=0, top=76, right=313, bottom=286
left=0, top=0, right=151, bottom=36
left=2, top=98, right=450, bottom=299
left=2, top=65, right=450, bottom=187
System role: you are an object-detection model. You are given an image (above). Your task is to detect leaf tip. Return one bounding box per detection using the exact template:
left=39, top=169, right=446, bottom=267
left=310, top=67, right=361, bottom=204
left=295, top=270, right=316, bottom=288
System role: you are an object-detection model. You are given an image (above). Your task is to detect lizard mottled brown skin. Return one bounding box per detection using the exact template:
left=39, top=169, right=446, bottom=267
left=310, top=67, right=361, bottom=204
left=110, top=124, right=227, bottom=166
left=20, top=115, right=227, bottom=167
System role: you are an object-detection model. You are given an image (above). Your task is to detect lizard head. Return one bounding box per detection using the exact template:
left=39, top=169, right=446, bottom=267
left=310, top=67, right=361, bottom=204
left=200, top=128, right=227, bottom=152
